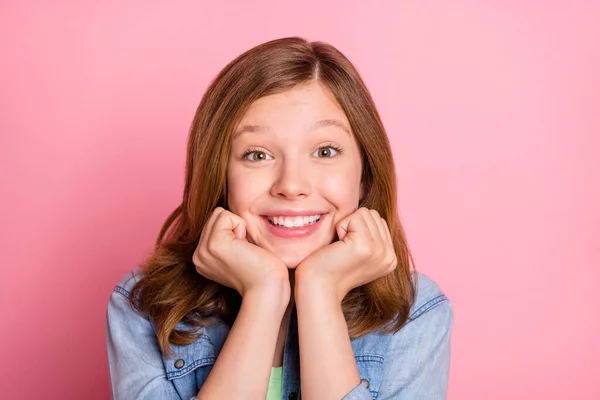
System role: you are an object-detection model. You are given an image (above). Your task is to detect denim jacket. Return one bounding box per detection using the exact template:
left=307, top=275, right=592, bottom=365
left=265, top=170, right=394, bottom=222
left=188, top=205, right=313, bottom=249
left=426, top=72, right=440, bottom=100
left=106, top=270, right=453, bottom=400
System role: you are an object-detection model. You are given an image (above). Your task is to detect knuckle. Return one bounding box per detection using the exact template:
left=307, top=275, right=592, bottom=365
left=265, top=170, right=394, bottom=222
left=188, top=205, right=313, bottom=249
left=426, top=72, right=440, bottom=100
left=355, top=207, right=368, bottom=217
left=384, top=222, right=391, bottom=234
left=206, top=238, right=221, bottom=255
left=191, top=250, right=200, bottom=266
left=386, top=255, right=397, bottom=268
left=220, top=209, right=236, bottom=221
left=192, top=254, right=206, bottom=275
left=195, top=248, right=209, bottom=265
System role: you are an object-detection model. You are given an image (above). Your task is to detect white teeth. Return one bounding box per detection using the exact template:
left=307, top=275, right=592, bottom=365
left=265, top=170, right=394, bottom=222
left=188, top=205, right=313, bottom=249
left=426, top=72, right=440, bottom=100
left=267, top=215, right=321, bottom=228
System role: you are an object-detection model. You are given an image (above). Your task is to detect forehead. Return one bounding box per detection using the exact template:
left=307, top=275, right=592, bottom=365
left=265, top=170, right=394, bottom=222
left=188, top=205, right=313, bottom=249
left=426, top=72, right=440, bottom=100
left=236, top=82, right=350, bottom=129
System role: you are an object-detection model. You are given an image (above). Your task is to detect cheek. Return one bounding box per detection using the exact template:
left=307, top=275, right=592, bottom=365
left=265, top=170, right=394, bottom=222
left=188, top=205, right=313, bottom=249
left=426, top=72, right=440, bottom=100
left=319, top=169, right=361, bottom=210
left=226, top=169, right=246, bottom=214
left=226, top=168, right=264, bottom=214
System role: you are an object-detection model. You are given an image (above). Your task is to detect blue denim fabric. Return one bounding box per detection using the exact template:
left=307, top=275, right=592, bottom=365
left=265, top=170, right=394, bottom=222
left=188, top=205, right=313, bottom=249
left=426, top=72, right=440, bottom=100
left=107, top=271, right=453, bottom=400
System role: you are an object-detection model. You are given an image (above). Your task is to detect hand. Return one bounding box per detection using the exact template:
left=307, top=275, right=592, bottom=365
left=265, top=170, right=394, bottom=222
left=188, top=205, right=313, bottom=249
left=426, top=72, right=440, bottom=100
left=295, top=207, right=397, bottom=301
left=192, top=207, right=290, bottom=297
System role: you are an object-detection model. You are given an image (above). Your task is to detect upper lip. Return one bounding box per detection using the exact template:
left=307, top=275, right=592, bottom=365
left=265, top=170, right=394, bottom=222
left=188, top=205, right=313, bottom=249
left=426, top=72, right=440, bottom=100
left=262, top=209, right=327, bottom=217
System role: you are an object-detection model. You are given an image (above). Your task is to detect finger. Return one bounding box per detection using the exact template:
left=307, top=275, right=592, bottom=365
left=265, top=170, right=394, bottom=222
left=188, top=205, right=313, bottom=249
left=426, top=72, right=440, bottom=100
left=367, top=209, right=388, bottom=242
left=194, top=208, right=224, bottom=267
left=357, top=208, right=383, bottom=240
left=380, top=218, right=397, bottom=270
left=202, top=207, right=226, bottom=243
left=231, top=216, right=247, bottom=240
left=195, top=208, right=227, bottom=267
left=336, top=210, right=370, bottom=242
left=335, top=213, right=352, bottom=241
left=382, top=218, right=393, bottom=246
left=213, top=210, right=246, bottom=240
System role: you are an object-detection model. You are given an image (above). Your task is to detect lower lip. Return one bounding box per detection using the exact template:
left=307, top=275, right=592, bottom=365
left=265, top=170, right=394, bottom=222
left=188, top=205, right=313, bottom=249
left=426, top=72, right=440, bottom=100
left=262, top=215, right=325, bottom=239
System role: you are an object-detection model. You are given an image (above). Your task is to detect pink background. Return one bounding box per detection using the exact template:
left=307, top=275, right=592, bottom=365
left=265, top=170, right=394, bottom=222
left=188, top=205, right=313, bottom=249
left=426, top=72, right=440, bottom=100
left=1, top=1, right=598, bottom=398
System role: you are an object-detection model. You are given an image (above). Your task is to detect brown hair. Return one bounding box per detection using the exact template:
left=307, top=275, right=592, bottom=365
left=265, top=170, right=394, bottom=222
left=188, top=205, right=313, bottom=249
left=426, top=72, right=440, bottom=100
left=129, top=37, right=417, bottom=357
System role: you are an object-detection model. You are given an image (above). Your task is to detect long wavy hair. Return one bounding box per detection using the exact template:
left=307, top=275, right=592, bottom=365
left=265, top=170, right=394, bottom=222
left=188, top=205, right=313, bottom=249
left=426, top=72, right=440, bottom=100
left=130, top=37, right=417, bottom=357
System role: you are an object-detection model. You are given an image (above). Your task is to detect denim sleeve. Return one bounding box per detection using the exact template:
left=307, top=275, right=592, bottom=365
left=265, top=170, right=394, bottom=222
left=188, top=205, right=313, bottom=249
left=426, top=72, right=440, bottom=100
left=342, top=299, right=453, bottom=400
left=341, top=380, right=373, bottom=400
left=106, top=285, right=181, bottom=400
left=377, top=299, right=454, bottom=400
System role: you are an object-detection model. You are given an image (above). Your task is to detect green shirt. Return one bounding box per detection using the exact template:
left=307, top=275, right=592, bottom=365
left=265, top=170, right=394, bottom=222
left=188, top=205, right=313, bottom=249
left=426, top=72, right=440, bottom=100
left=266, top=366, right=283, bottom=400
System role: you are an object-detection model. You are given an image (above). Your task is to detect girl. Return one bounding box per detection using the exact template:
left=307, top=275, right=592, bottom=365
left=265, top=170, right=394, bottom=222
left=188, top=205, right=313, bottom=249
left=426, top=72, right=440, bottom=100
left=107, top=37, right=453, bottom=400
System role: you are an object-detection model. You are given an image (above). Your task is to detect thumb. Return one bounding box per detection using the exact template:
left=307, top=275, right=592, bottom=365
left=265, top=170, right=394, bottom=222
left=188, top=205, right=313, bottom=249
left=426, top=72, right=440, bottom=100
left=336, top=211, right=365, bottom=242
left=336, top=214, right=353, bottom=241
left=231, top=218, right=246, bottom=239
left=231, top=216, right=246, bottom=240
left=214, top=211, right=247, bottom=240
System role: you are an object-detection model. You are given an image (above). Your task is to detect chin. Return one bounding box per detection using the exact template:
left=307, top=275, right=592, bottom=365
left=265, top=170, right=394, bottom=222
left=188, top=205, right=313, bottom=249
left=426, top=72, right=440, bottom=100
left=278, top=253, right=307, bottom=269
left=258, top=235, right=334, bottom=270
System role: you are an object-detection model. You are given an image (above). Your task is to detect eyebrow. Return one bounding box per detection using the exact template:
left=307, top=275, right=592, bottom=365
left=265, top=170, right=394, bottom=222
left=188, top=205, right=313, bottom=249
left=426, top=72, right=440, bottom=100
left=233, top=118, right=351, bottom=139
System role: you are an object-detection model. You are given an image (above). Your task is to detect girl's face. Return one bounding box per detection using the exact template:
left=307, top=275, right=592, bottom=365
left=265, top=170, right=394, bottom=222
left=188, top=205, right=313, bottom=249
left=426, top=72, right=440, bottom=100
left=227, top=81, right=363, bottom=268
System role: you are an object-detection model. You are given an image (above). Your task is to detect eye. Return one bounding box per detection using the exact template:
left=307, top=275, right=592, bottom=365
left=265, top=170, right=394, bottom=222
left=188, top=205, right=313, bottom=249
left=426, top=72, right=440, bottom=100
left=242, top=149, right=273, bottom=161
left=313, top=145, right=343, bottom=158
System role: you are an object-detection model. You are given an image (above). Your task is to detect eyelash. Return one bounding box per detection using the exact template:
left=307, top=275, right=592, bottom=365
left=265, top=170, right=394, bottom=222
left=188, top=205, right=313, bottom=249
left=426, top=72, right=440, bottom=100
left=241, top=144, right=344, bottom=160
left=322, top=143, right=344, bottom=156
left=241, top=147, right=266, bottom=160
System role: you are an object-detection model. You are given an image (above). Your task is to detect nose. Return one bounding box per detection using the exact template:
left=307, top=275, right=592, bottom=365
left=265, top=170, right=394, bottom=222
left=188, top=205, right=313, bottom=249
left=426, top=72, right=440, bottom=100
left=270, top=159, right=311, bottom=199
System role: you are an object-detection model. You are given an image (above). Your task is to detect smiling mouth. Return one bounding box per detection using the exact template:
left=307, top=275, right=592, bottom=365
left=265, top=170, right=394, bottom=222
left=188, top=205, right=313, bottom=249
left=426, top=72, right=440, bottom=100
left=266, top=215, right=322, bottom=229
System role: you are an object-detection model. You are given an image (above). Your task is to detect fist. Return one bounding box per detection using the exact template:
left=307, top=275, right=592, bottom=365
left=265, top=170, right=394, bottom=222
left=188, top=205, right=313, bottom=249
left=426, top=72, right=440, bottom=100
left=192, top=207, right=289, bottom=296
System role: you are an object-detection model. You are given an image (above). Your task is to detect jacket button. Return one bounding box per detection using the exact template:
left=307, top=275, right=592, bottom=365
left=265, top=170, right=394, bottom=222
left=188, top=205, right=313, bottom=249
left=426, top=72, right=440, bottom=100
left=360, top=378, right=370, bottom=388
left=174, top=359, right=185, bottom=369
left=288, top=392, right=297, bottom=399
